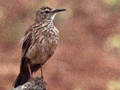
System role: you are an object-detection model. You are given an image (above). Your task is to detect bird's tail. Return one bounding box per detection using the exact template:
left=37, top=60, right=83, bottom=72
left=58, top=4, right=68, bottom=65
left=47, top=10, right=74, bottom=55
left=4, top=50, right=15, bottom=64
left=13, top=57, right=41, bottom=88
left=14, top=57, right=30, bottom=88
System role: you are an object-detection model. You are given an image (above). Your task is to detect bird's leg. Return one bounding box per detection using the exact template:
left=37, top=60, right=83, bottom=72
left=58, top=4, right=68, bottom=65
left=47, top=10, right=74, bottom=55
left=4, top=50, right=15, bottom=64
left=27, top=63, right=33, bottom=80
left=40, top=63, right=43, bottom=79
left=40, top=63, right=47, bottom=85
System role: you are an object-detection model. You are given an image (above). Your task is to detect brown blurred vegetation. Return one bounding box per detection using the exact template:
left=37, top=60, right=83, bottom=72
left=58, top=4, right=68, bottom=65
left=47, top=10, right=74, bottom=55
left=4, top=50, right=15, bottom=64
left=0, top=0, right=120, bottom=90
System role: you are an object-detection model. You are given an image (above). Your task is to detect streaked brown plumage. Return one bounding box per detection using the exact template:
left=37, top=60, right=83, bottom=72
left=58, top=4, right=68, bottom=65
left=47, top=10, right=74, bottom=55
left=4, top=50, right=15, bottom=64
left=14, top=7, right=66, bottom=88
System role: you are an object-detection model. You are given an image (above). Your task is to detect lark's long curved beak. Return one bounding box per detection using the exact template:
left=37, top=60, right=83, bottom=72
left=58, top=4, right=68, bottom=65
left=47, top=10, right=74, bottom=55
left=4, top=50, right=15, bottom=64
left=53, top=9, right=66, bottom=13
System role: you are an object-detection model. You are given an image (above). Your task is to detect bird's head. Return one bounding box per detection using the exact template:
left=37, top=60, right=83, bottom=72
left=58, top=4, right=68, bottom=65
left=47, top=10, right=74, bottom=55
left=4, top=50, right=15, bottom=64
left=35, top=7, right=66, bottom=22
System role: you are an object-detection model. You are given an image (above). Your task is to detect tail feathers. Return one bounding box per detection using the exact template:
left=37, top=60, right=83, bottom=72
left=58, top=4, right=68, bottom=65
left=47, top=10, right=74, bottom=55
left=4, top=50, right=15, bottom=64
left=14, top=57, right=30, bottom=88
left=14, top=69, right=30, bottom=88
left=14, top=57, right=41, bottom=88
left=14, top=64, right=41, bottom=88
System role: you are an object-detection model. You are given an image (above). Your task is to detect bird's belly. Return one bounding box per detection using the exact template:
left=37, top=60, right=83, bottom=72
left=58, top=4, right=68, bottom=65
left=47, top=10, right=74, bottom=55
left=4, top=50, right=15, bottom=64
left=27, top=38, right=58, bottom=65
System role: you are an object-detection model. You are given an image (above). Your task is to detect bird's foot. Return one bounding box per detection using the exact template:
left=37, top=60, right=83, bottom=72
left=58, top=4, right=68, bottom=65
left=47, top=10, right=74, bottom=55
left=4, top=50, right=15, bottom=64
left=41, top=75, right=44, bottom=79
left=44, top=81, right=47, bottom=85
left=40, top=76, right=47, bottom=85
left=29, top=75, right=34, bottom=81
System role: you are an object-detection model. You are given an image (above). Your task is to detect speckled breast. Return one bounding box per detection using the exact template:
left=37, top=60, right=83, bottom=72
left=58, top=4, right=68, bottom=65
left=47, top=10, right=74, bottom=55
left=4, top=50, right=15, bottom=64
left=27, top=27, right=59, bottom=65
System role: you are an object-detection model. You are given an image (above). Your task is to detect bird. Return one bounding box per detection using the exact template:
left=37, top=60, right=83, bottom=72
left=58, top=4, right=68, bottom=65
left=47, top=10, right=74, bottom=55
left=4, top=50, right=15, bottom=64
left=14, top=6, right=66, bottom=88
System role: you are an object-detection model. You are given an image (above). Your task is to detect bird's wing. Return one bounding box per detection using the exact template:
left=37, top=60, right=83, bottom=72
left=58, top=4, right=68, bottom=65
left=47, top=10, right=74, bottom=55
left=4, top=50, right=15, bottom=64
left=21, top=23, right=43, bottom=59
left=21, top=29, right=32, bottom=58
left=14, top=29, right=33, bottom=87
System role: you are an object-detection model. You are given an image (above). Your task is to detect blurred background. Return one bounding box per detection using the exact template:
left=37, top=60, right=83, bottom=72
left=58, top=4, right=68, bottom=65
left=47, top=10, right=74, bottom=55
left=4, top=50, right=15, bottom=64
left=0, top=0, right=120, bottom=90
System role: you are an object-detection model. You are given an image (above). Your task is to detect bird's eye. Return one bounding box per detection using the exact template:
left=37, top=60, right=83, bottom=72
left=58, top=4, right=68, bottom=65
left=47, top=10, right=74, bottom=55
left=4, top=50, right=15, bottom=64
left=45, top=11, right=49, bottom=13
